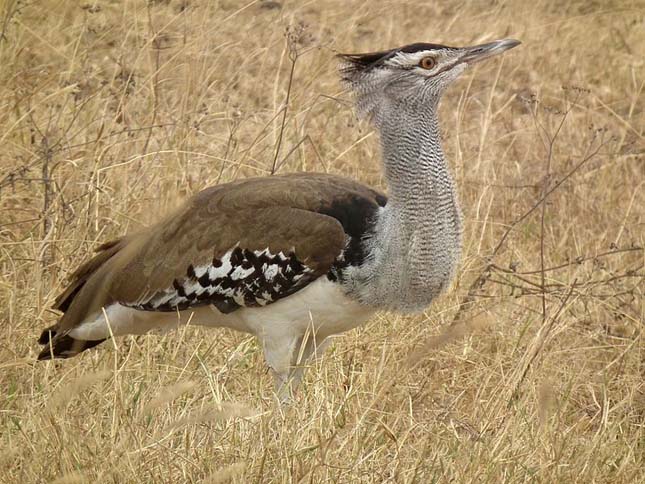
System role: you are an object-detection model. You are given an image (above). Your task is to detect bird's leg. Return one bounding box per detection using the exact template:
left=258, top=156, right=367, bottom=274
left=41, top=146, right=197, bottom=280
left=290, top=332, right=330, bottom=390
left=261, top=330, right=330, bottom=403
left=261, top=335, right=299, bottom=403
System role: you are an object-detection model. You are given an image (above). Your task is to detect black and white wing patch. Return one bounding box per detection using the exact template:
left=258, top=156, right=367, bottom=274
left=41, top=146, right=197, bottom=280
left=125, top=247, right=315, bottom=314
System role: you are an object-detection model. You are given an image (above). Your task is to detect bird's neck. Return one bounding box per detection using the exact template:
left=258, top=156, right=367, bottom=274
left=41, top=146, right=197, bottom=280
left=355, top=103, right=463, bottom=312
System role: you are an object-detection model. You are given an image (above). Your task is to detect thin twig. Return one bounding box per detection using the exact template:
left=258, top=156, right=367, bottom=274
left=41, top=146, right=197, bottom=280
left=270, top=36, right=299, bottom=175
left=450, top=125, right=609, bottom=325
left=143, top=4, right=161, bottom=156
left=507, top=281, right=577, bottom=407
left=490, top=247, right=643, bottom=276
left=538, top=94, right=576, bottom=326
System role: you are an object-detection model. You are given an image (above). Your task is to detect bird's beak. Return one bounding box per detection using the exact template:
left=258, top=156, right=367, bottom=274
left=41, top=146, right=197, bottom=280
left=459, top=39, right=521, bottom=65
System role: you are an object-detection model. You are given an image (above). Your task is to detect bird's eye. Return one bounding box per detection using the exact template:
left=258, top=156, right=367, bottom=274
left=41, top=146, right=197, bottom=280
left=419, top=57, right=436, bottom=70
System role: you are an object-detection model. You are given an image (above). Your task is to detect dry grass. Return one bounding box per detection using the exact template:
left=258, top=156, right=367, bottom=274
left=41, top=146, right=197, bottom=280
left=1, top=0, right=644, bottom=482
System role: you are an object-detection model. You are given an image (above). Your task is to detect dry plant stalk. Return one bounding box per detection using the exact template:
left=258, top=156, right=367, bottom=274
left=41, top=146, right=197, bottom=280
left=162, top=402, right=258, bottom=433
left=141, top=380, right=198, bottom=414
left=47, top=370, right=111, bottom=410
left=203, top=463, right=246, bottom=484
left=50, top=472, right=87, bottom=484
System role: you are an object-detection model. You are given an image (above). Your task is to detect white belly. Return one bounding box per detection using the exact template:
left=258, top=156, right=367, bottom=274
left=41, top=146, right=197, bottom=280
left=235, top=277, right=375, bottom=341
left=69, top=278, right=375, bottom=341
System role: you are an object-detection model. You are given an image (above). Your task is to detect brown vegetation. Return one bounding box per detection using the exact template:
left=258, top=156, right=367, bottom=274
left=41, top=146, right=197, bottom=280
left=0, top=0, right=643, bottom=482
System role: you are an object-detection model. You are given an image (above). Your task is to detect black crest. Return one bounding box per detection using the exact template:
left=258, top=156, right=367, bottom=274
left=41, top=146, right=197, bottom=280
left=338, top=42, right=451, bottom=69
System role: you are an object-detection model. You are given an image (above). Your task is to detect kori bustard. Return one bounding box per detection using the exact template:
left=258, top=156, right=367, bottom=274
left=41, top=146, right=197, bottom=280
left=37, top=38, right=520, bottom=397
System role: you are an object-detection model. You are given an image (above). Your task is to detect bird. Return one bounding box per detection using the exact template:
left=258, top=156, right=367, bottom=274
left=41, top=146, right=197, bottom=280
left=37, top=38, right=520, bottom=399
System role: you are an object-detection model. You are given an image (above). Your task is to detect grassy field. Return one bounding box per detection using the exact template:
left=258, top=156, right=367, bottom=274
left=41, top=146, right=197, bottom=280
left=0, top=0, right=643, bottom=482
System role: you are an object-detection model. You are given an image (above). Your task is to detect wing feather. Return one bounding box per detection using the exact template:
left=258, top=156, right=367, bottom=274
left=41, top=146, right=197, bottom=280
left=53, top=173, right=384, bottom=335
left=114, top=206, right=345, bottom=314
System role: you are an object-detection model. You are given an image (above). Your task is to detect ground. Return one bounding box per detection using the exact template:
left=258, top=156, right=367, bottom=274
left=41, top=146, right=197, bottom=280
left=0, top=0, right=643, bottom=482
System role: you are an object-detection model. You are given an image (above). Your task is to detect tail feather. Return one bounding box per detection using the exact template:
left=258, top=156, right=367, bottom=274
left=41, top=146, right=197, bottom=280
left=52, top=236, right=126, bottom=313
left=37, top=335, right=106, bottom=360
left=38, top=325, right=57, bottom=345
left=37, top=236, right=126, bottom=361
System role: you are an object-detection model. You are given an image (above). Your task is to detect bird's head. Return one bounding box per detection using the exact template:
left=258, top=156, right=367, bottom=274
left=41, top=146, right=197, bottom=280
left=338, top=39, right=520, bottom=121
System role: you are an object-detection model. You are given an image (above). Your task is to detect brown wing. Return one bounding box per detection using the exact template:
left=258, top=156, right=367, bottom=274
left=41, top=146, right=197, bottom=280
left=112, top=205, right=346, bottom=314
left=53, top=173, right=385, bottom=335
left=52, top=236, right=129, bottom=312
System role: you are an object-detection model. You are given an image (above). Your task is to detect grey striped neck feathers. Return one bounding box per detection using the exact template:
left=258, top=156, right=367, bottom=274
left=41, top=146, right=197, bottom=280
left=344, top=96, right=462, bottom=313
left=338, top=39, right=522, bottom=312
